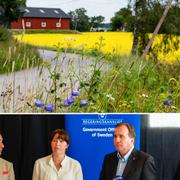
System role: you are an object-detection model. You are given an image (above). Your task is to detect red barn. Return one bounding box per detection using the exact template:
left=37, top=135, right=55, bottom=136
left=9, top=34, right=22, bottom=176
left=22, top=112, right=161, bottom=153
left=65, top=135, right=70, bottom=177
left=11, top=7, right=71, bottom=30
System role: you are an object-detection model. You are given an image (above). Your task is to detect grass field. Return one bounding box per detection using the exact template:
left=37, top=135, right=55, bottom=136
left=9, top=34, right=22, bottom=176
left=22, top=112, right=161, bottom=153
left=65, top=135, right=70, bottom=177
left=15, top=32, right=180, bottom=64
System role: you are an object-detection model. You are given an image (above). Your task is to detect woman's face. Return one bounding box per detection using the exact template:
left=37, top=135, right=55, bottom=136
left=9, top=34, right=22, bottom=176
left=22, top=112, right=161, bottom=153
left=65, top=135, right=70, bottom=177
left=0, top=134, right=4, bottom=155
left=51, top=133, right=68, bottom=154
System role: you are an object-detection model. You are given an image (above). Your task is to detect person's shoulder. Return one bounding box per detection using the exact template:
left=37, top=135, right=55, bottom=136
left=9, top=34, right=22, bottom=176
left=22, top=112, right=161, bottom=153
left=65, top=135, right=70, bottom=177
left=66, top=155, right=81, bottom=166
left=0, top=157, right=13, bottom=167
left=104, top=151, right=117, bottom=159
left=35, top=154, right=51, bottom=164
left=133, top=149, right=154, bottom=161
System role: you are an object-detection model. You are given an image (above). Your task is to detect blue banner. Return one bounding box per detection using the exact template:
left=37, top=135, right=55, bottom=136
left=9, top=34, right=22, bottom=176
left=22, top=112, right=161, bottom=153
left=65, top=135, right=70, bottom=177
left=65, top=114, right=140, bottom=180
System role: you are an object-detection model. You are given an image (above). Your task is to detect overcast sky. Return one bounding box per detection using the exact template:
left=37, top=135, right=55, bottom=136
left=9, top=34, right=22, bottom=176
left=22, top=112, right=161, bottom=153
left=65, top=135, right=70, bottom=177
left=26, top=0, right=128, bottom=22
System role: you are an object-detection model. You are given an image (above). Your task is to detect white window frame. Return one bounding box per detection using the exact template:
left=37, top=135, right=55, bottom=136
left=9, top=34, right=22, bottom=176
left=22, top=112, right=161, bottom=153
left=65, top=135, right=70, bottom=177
left=56, top=22, right=61, bottom=28
left=25, top=21, right=31, bottom=27
left=41, top=22, right=46, bottom=28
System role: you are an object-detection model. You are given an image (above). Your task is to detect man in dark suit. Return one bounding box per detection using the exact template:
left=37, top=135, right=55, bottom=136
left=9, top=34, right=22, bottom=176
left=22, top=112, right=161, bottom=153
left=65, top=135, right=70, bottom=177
left=99, top=123, right=157, bottom=180
left=174, top=160, right=180, bottom=180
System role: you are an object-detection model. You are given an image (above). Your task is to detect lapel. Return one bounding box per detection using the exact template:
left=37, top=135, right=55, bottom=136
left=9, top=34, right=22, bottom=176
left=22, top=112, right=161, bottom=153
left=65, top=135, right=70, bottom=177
left=112, top=152, right=119, bottom=177
left=122, top=148, right=138, bottom=178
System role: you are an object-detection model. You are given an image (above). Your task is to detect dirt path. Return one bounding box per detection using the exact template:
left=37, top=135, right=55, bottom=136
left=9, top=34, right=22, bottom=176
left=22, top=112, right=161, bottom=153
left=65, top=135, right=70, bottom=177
left=0, top=49, right=108, bottom=112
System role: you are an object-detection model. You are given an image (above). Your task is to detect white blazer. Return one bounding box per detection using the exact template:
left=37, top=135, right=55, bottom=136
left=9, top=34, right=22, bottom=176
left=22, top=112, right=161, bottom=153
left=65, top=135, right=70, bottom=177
left=0, top=158, right=15, bottom=180
left=32, top=155, right=83, bottom=180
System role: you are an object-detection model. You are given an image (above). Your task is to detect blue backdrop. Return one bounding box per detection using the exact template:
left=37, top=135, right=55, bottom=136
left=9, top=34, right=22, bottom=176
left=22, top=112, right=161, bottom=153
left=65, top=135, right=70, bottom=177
left=65, top=114, right=140, bottom=180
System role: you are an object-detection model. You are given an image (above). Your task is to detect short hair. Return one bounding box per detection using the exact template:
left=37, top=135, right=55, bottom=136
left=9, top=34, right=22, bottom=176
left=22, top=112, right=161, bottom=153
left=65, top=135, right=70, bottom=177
left=50, top=129, right=69, bottom=145
left=115, top=123, right=136, bottom=139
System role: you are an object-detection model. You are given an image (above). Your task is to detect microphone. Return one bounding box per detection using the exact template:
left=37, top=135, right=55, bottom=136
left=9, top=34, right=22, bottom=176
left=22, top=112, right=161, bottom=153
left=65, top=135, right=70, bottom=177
left=113, top=175, right=124, bottom=180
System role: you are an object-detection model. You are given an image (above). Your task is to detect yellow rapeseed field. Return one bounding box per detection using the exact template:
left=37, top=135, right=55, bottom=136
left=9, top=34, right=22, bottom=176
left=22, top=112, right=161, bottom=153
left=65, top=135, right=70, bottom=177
left=15, top=32, right=180, bottom=63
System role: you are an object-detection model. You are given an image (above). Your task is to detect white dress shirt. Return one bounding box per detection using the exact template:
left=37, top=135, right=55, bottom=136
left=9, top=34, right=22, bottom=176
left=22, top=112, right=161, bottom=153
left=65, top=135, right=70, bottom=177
left=32, top=154, right=83, bottom=180
left=116, top=146, right=134, bottom=176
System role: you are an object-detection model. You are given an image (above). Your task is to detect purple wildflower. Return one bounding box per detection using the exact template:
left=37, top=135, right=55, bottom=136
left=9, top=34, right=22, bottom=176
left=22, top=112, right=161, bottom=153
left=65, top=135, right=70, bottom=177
left=45, top=104, right=54, bottom=112
left=72, top=90, right=79, bottom=96
left=163, top=100, right=172, bottom=106
left=35, top=100, right=43, bottom=108
left=80, top=100, right=88, bottom=107
left=68, top=96, right=74, bottom=105
left=64, top=99, right=70, bottom=107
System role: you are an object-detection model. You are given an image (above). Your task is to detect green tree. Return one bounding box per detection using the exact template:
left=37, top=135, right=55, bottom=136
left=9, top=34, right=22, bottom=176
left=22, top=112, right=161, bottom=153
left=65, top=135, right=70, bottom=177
left=142, top=0, right=175, bottom=60
left=110, top=15, right=124, bottom=31
left=0, top=7, right=5, bottom=25
left=89, top=15, right=105, bottom=30
left=110, top=7, right=134, bottom=31
left=68, top=10, right=76, bottom=30
left=68, top=8, right=90, bottom=32
left=128, top=0, right=147, bottom=54
left=0, top=0, right=26, bottom=27
left=160, top=2, right=180, bottom=35
left=128, top=0, right=180, bottom=60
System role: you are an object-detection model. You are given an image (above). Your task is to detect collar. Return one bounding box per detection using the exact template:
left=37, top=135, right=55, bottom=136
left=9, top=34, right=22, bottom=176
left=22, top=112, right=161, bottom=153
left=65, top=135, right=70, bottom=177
left=49, top=155, right=67, bottom=170
left=117, top=146, right=134, bottom=162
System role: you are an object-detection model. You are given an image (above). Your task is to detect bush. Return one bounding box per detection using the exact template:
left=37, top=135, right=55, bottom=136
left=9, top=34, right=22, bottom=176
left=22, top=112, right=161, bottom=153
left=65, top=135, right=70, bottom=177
left=0, top=26, right=11, bottom=41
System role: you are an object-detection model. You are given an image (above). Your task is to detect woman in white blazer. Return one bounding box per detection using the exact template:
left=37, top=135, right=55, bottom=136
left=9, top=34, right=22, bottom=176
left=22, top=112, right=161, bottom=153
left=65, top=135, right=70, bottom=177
left=32, top=129, right=83, bottom=180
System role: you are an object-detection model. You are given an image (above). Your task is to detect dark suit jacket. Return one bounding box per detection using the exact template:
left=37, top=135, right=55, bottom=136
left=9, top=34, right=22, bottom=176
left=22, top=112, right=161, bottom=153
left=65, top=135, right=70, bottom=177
left=174, top=160, right=180, bottom=180
left=99, top=148, right=157, bottom=180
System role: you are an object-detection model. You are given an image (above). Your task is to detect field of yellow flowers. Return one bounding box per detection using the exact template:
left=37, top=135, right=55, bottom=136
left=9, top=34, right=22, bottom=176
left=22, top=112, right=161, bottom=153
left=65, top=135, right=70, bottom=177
left=15, top=32, right=180, bottom=63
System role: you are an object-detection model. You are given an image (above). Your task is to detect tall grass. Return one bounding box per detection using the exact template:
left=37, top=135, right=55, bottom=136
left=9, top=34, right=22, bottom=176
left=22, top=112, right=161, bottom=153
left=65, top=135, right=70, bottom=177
left=0, top=27, right=42, bottom=74
left=30, top=50, right=179, bottom=113
left=84, top=55, right=180, bottom=112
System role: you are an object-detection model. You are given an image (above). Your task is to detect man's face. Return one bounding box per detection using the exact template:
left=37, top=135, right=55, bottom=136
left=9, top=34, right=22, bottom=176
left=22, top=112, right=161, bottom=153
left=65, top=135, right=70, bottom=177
left=114, top=125, right=134, bottom=156
left=0, top=134, right=4, bottom=155
left=51, top=133, right=68, bottom=154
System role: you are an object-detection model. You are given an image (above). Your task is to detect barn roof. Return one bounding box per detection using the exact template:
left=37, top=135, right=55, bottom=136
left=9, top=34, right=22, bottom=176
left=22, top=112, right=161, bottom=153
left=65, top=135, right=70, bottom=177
left=21, top=7, right=70, bottom=19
